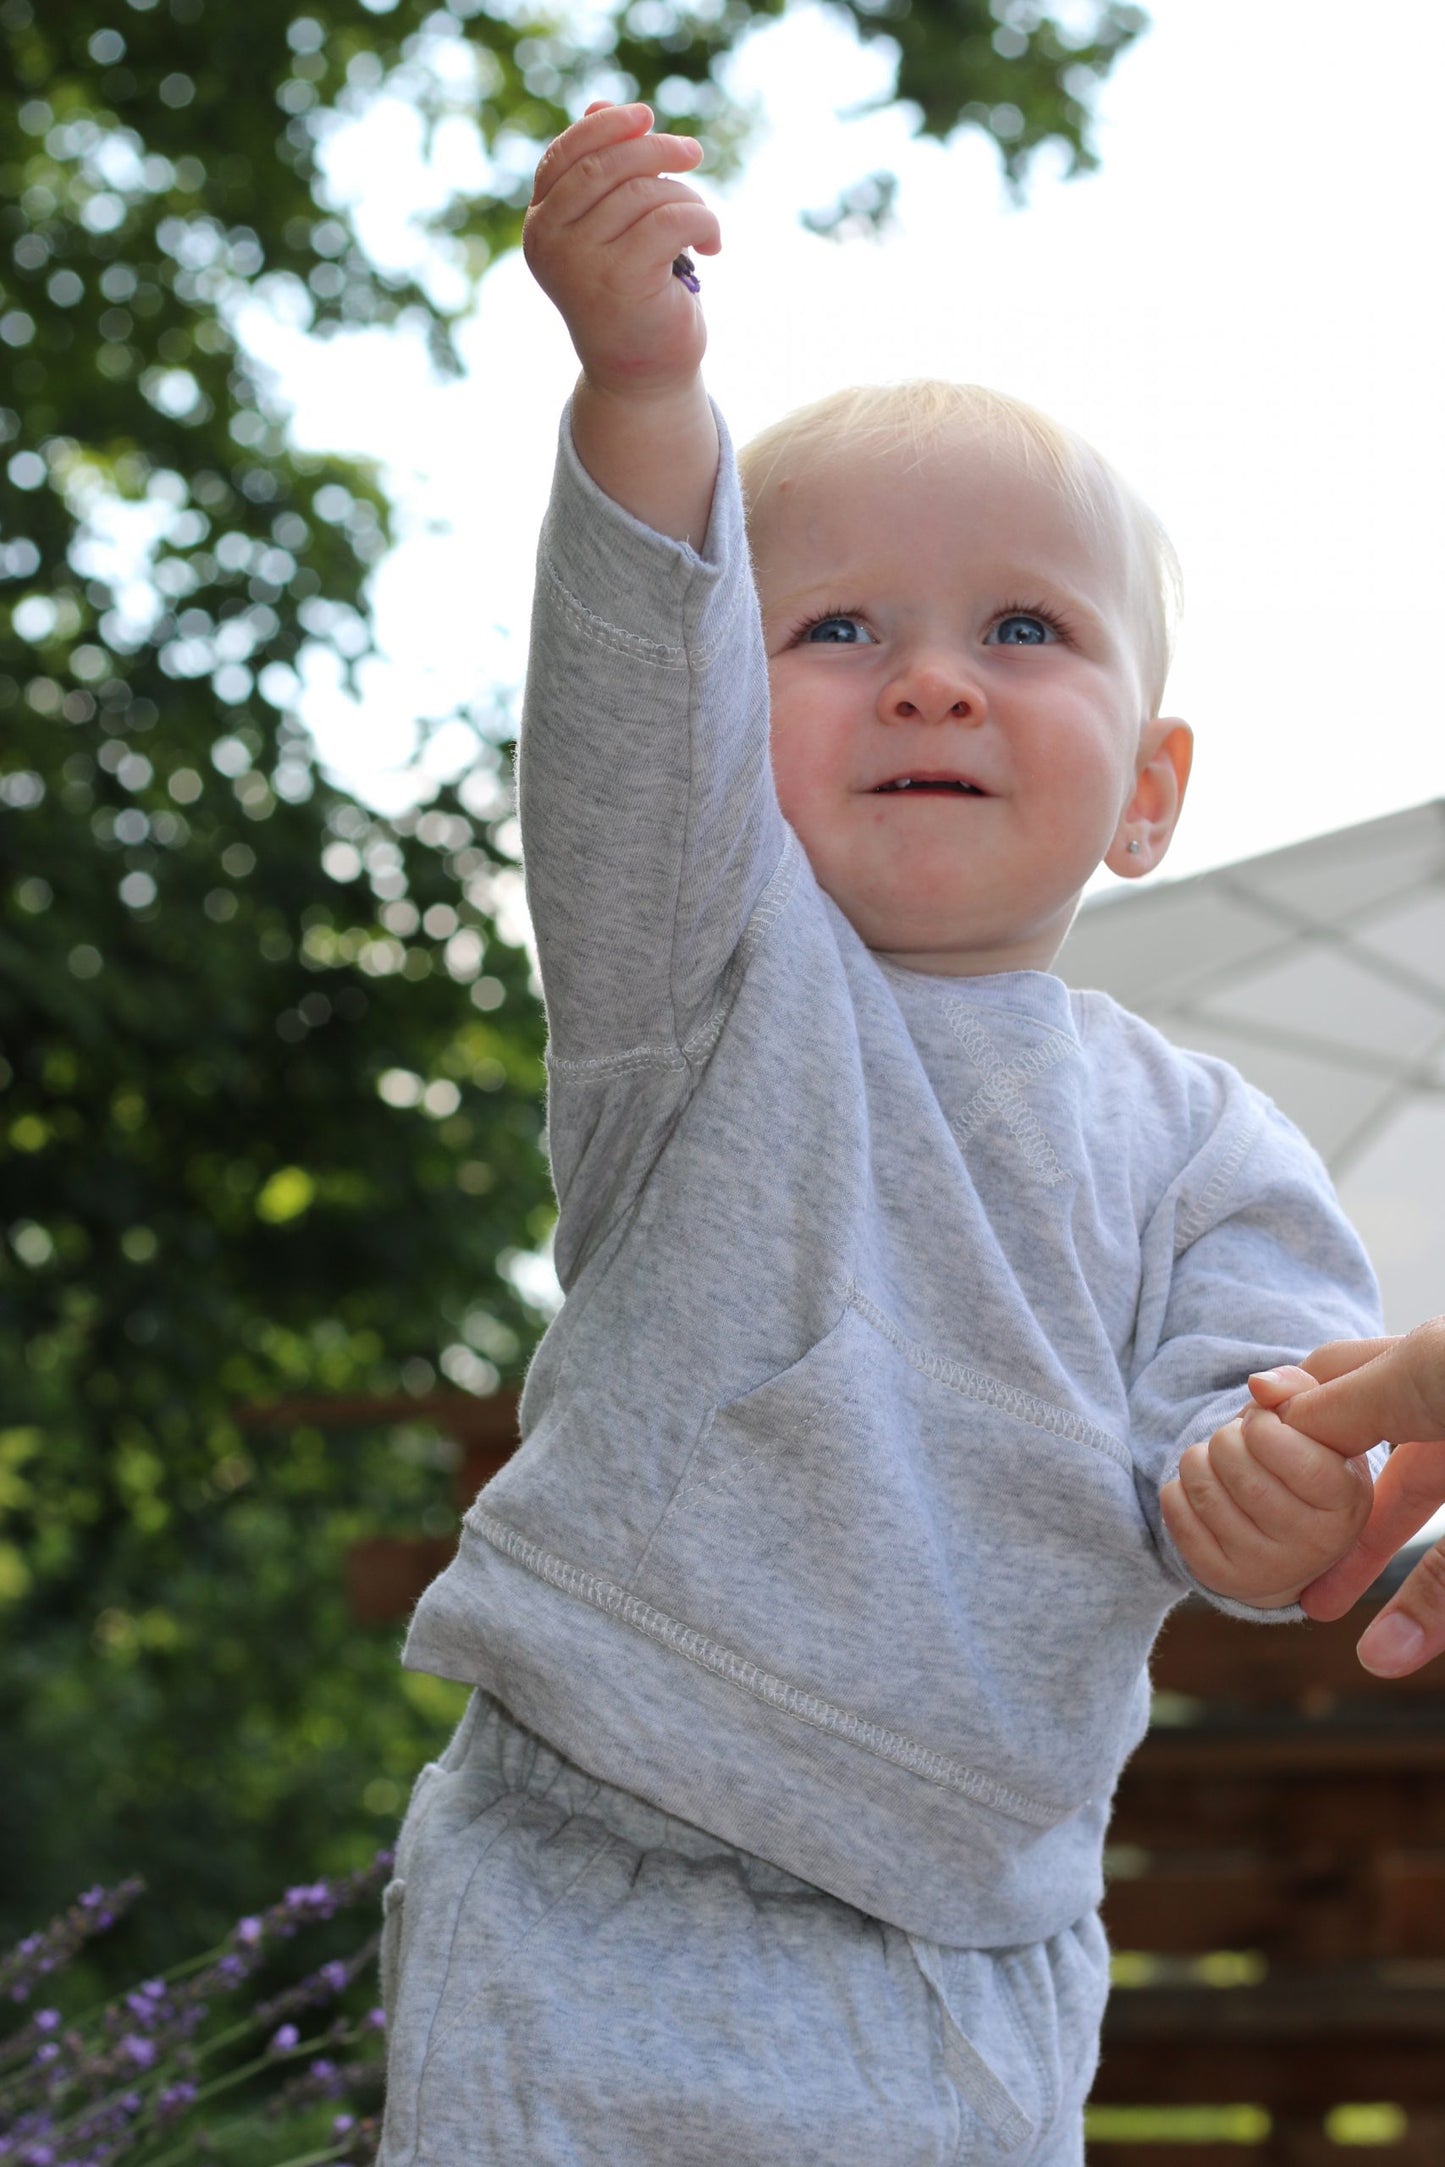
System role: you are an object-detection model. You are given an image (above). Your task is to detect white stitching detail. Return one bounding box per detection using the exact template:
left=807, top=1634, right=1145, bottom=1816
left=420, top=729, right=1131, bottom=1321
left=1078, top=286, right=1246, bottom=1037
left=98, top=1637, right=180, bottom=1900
left=465, top=1508, right=1070, bottom=1828
left=847, top=1288, right=1130, bottom=1470
left=547, top=1042, right=689, bottom=1077
left=945, top=1010, right=1073, bottom=1187
left=538, top=548, right=739, bottom=672
left=735, top=830, right=803, bottom=959
left=1174, top=1106, right=1264, bottom=1253
left=545, top=836, right=802, bottom=1080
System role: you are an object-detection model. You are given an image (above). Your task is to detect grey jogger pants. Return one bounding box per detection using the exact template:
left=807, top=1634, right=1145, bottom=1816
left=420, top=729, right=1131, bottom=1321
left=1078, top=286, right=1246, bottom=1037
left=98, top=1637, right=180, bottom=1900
left=378, top=1692, right=1108, bottom=2166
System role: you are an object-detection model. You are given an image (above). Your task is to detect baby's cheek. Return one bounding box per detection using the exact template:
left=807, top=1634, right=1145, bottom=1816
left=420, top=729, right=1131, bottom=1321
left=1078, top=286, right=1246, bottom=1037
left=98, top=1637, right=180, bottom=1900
left=767, top=719, right=830, bottom=836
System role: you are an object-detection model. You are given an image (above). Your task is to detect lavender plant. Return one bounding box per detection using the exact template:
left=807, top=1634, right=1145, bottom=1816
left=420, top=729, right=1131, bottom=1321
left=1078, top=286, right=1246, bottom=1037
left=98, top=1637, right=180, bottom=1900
left=0, top=1855, right=391, bottom=2167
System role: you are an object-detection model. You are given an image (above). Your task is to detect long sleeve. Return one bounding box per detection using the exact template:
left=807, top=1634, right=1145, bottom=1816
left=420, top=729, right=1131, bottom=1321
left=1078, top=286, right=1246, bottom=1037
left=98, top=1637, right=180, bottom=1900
left=517, top=401, right=791, bottom=1285
left=519, top=401, right=787, bottom=1068
left=1127, top=1081, right=1385, bottom=1620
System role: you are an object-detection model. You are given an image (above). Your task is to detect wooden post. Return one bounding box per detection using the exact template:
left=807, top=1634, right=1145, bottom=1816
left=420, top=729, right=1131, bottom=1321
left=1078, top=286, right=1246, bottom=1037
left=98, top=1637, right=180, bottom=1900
left=232, top=1388, right=521, bottom=1623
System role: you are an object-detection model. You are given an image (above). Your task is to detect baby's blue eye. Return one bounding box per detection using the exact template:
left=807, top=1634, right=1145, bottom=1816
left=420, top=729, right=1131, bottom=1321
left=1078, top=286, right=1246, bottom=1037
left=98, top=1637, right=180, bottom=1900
left=802, top=615, right=874, bottom=644
left=989, top=613, right=1055, bottom=646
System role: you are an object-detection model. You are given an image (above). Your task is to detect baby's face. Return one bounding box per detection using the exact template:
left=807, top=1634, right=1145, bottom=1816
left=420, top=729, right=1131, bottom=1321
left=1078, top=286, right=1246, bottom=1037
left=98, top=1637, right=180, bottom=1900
left=752, top=435, right=1184, bottom=977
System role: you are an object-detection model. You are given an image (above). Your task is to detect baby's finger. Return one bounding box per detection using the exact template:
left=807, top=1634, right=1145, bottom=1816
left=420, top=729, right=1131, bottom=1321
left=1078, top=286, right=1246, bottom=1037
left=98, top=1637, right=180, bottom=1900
left=530, top=102, right=653, bottom=209
left=1237, top=1404, right=1371, bottom=1510
left=573, top=177, right=719, bottom=260
left=543, top=132, right=706, bottom=236
left=1202, top=1417, right=1350, bottom=1549
left=1171, top=1436, right=1276, bottom=1555
left=1159, top=1469, right=1235, bottom=1585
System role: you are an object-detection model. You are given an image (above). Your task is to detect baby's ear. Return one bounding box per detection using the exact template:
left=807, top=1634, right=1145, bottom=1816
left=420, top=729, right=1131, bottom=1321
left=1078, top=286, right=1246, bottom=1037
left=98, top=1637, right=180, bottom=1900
left=1106, top=717, right=1192, bottom=878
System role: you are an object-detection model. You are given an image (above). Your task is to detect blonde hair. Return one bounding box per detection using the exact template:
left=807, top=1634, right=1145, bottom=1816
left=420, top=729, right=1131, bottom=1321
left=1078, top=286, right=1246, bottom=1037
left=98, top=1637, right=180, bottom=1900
left=737, top=381, right=1182, bottom=715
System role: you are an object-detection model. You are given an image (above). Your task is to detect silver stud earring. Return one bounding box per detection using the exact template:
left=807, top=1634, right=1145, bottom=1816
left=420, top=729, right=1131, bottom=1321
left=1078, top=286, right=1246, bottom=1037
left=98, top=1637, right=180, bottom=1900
left=1126, top=839, right=1142, bottom=856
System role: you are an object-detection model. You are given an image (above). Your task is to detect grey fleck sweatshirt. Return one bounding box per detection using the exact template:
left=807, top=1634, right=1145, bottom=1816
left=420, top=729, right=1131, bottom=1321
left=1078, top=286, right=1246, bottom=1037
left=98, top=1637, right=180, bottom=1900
left=402, top=408, right=1382, bottom=1948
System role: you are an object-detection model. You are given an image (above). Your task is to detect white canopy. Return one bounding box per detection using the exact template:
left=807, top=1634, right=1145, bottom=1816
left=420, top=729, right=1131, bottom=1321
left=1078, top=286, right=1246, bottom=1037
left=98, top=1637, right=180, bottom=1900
left=1058, top=799, right=1445, bottom=1335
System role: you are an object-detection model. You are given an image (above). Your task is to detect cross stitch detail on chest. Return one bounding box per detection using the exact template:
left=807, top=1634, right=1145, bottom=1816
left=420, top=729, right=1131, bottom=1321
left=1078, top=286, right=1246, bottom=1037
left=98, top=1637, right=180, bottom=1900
left=944, top=1008, right=1076, bottom=1187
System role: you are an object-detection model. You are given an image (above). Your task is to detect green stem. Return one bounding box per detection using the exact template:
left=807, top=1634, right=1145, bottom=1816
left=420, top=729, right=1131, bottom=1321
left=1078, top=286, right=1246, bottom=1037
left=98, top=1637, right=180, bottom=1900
left=0, top=1933, right=258, bottom=2101
left=127, top=2025, right=370, bottom=2167
left=260, top=2144, right=360, bottom=2167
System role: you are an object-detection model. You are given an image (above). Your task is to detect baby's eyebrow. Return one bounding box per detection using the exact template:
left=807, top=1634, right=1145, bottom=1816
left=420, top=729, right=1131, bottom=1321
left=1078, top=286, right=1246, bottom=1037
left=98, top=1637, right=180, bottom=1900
left=757, top=580, right=854, bottom=625
left=988, top=575, right=1119, bottom=635
left=984, top=562, right=1100, bottom=606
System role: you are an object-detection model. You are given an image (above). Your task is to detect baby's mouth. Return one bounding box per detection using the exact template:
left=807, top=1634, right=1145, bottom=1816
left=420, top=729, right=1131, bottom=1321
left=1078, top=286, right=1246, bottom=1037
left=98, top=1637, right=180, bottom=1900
left=871, top=774, right=987, bottom=795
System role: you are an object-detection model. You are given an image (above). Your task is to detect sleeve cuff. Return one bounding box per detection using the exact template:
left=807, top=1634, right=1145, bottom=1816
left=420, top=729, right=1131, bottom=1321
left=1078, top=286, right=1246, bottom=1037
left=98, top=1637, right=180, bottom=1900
left=536, top=396, right=747, bottom=654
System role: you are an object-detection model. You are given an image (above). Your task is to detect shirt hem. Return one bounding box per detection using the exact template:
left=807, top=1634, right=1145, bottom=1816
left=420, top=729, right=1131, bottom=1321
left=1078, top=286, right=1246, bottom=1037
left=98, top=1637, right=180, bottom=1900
left=400, top=1518, right=1111, bottom=1948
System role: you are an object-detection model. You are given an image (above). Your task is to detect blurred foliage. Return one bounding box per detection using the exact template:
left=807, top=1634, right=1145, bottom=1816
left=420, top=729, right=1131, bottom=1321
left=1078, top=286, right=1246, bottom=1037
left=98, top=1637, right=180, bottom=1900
left=0, top=0, right=1145, bottom=1972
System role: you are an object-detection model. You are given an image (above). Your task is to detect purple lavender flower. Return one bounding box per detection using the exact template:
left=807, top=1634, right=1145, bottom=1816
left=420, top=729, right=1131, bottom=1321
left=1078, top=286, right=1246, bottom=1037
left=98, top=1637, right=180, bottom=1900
left=0, top=1879, right=143, bottom=2005
left=123, top=1983, right=167, bottom=2028
left=254, top=1931, right=380, bottom=2030
left=282, top=1882, right=334, bottom=1921
left=288, top=2054, right=347, bottom=2103
left=1, top=1852, right=392, bottom=2164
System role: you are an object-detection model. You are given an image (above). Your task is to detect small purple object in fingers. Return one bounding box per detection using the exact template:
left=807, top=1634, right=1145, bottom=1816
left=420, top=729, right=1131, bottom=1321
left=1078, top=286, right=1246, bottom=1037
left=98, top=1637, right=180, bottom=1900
left=671, top=252, right=701, bottom=294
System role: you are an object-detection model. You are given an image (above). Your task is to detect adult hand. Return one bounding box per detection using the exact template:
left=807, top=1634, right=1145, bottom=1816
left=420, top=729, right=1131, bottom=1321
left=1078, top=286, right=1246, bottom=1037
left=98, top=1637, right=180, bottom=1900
left=1247, top=1318, right=1445, bottom=1675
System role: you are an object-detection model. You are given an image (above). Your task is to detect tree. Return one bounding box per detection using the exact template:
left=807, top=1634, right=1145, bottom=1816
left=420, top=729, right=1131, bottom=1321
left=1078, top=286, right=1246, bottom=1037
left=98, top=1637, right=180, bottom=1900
left=0, top=0, right=1147, bottom=1966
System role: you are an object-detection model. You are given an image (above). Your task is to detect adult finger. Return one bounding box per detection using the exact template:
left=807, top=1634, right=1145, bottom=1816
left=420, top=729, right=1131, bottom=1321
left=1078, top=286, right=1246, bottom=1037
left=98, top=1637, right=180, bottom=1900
left=1302, top=1437, right=1445, bottom=1618
left=1354, top=1539, right=1445, bottom=1676
left=1297, top=1336, right=1403, bottom=1384
left=1260, top=1329, right=1445, bottom=1455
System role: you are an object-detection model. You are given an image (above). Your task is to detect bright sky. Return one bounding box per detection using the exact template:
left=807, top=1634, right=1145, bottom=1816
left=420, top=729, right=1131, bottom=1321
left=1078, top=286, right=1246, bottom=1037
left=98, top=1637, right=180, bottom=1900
left=243, top=0, right=1444, bottom=891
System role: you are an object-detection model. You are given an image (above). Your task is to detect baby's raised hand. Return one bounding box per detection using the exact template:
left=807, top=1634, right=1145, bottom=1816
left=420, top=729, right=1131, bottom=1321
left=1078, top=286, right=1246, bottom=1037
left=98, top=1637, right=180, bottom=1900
left=524, top=102, right=720, bottom=401
left=1159, top=1399, right=1374, bottom=1608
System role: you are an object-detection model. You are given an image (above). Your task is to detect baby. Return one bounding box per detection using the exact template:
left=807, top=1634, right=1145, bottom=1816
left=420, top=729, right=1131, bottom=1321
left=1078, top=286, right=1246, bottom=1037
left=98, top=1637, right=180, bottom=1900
left=378, top=105, right=1383, bottom=2167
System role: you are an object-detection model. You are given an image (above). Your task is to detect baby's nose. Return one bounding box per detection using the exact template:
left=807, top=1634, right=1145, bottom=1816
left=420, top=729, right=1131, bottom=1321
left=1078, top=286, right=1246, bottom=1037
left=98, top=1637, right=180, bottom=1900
left=880, top=656, right=983, bottom=725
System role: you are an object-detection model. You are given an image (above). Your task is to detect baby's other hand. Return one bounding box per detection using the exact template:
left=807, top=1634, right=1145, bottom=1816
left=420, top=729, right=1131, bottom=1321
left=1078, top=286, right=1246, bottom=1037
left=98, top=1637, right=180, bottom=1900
left=1159, top=1401, right=1374, bottom=1609
left=523, top=102, right=720, bottom=400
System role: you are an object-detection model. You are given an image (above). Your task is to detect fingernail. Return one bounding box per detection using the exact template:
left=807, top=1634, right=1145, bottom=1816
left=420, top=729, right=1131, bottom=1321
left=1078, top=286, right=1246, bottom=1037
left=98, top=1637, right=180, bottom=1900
left=1358, top=1612, right=1425, bottom=1675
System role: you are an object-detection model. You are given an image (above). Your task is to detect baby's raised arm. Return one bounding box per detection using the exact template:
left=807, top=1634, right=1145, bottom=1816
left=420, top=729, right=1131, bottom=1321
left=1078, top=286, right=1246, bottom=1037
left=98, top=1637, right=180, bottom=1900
left=523, top=102, right=721, bottom=547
